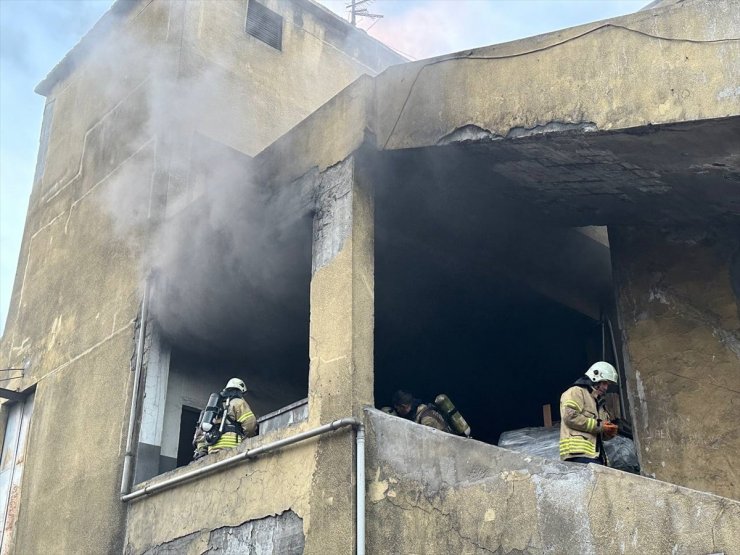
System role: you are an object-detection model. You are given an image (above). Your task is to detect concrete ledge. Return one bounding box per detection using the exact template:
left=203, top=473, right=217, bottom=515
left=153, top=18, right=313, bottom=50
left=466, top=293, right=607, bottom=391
left=365, top=408, right=740, bottom=554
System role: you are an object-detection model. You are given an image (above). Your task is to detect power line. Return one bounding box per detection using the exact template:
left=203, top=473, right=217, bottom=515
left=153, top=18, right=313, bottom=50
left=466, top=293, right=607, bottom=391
left=346, top=0, right=383, bottom=27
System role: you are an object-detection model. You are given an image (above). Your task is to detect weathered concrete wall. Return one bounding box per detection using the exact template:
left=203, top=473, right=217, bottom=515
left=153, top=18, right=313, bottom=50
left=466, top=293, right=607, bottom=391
left=0, top=0, right=395, bottom=552
left=611, top=225, right=740, bottom=500
left=0, top=1, right=171, bottom=551
left=375, top=0, right=740, bottom=150
left=256, top=0, right=739, bottom=193
left=124, top=422, right=320, bottom=554
left=366, top=408, right=740, bottom=555
left=179, top=0, right=402, bottom=158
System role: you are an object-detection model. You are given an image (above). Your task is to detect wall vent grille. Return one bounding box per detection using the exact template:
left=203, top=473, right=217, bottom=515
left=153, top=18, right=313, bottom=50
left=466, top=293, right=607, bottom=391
left=246, top=1, right=283, bottom=51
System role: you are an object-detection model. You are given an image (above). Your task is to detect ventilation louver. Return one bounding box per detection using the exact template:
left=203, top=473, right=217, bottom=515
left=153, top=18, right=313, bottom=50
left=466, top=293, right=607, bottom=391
left=246, top=1, right=283, bottom=51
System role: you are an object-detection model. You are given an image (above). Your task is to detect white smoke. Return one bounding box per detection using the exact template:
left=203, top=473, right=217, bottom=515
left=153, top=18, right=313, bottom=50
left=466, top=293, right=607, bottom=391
left=89, top=5, right=314, bottom=368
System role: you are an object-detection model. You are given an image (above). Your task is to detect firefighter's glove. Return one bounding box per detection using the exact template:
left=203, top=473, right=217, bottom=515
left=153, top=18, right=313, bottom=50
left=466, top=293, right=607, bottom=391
left=601, top=421, right=618, bottom=439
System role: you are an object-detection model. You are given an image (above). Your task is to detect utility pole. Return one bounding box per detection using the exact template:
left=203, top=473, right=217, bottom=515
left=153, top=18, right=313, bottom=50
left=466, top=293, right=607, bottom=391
left=348, top=0, right=383, bottom=27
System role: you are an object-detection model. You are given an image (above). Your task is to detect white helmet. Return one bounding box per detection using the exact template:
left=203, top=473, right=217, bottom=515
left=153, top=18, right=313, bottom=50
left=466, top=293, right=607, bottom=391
left=585, top=361, right=618, bottom=385
left=225, top=378, right=247, bottom=393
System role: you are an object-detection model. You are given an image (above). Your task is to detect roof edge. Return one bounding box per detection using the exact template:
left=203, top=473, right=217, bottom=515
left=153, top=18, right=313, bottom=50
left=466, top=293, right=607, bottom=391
left=35, top=0, right=404, bottom=98
left=35, top=0, right=141, bottom=97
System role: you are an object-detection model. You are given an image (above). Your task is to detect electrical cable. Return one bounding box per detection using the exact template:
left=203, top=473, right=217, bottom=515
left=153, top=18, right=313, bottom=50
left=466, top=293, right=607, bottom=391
left=382, top=23, right=740, bottom=149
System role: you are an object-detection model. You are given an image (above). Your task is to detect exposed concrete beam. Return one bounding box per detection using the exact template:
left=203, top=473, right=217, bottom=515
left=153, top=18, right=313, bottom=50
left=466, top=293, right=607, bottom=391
left=0, top=388, right=24, bottom=402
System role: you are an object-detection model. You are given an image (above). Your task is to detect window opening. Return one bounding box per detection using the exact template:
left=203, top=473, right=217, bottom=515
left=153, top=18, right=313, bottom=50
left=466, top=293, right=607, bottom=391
left=246, top=0, right=283, bottom=50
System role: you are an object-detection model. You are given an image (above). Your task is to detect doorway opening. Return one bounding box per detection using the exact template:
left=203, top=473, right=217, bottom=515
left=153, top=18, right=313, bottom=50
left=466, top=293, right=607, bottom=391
left=177, top=406, right=201, bottom=468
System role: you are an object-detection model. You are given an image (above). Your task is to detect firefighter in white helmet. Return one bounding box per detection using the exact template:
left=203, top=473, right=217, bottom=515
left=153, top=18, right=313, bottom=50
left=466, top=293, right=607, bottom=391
left=207, top=377, right=258, bottom=454
left=559, top=361, right=619, bottom=465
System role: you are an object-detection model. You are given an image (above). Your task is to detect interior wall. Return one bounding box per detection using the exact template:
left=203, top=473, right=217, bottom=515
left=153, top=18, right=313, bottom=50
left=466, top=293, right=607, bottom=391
left=611, top=224, right=740, bottom=500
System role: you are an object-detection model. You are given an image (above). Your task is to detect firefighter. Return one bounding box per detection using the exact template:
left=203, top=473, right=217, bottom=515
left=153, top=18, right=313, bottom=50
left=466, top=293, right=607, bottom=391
left=392, top=390, right=451, bottom=433
left=208, top=377, right=258, bottom=454
left=559, top=361, right=619, bottom=465
left=192, top=415, right=208, bottom=461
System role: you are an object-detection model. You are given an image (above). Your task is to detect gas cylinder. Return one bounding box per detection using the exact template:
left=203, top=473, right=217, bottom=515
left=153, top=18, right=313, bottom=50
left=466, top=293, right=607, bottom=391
left=434, top=394, right=471, bottom=437
left=200, top=392, right=223, bottom=432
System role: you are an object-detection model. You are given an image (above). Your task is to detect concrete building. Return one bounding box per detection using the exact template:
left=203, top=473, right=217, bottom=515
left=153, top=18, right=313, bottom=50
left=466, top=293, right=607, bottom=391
left=1, top=0, right=739, bottom=553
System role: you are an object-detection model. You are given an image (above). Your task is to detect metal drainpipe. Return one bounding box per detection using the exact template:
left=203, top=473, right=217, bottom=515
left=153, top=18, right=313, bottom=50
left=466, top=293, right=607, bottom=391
left=120, top=416, right=367, bottom=554
left=356, top=423, right=365, bottom=555
left=120, top=280, right=150, bottom=496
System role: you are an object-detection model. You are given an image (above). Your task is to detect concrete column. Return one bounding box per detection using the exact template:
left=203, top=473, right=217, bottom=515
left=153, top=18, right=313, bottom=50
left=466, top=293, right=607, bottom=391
left=610, top=225, right=740, bottom=500
left=308, top=155, right=374, bottom=423
left=304, top=155, right=374, bottom=555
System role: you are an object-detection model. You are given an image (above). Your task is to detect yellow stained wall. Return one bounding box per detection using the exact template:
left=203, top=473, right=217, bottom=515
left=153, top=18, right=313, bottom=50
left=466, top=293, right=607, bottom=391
left=611, top=225, right=740, bottom=500
left=0, top=0, right=398, bottom=552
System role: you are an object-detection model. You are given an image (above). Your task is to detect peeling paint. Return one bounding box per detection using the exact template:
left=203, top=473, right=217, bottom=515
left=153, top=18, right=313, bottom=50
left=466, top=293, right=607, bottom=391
left=437, top=124, right=503, bottom=145
left=718, top=86, right=740, bottom=99
left=311, top=158, right=354, bottom=274
left=506, top=121, right=598, bottom=139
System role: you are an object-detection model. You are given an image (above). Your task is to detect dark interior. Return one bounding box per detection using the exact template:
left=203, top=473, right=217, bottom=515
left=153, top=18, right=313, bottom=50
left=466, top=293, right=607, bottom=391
left=373, top=146, right=618, bottom=444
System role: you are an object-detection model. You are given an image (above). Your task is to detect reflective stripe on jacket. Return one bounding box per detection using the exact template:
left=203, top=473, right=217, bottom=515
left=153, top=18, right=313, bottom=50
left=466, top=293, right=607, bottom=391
left=209, top=397, right=257, bottom=453
left=559, top=385, right=610, bottom=461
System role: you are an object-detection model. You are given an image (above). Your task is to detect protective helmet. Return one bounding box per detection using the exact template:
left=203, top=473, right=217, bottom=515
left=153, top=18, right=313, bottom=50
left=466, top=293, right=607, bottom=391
left=585, top=361, right=618, bottom=385
left=225, top=378, right=247, bottom=393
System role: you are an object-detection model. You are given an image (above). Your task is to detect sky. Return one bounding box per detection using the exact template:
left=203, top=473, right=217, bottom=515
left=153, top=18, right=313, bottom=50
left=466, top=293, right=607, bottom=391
left=0, top=0, right=647, bottom=335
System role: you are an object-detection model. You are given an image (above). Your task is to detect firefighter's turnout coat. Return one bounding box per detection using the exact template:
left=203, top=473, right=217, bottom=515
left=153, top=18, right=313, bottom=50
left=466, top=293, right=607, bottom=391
left=209, top=397, right=257, bottom=453
left=559, top=383, right=611, bottom=462
left=413, top=403, right=452, bottom=433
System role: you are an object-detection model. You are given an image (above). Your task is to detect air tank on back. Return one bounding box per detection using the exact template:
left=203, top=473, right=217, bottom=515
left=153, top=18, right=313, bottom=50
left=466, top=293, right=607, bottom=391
left=434, top=394, right=471, bottom=437
left=200, top=392, right=222, bottom=432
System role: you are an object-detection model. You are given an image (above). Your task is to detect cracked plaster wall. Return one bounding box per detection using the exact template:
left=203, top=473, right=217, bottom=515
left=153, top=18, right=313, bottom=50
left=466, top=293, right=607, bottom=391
left=366, top=408, right=740, bottom=555
left=611, top=225, right=740, bottom=500
left=124, top=422, right=319, bottom=554
left=374, top=0, right=740, bottom=151
left=134, top=510, right=304, bottom=555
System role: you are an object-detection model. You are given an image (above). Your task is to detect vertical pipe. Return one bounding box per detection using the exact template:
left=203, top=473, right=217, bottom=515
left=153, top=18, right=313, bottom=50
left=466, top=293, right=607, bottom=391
left=601, top=312, right=607, bottom=361
left=120, top=280, right=150, bottom=495
left=605, top=316, right=628, bottom=420
left=356, top=424, right=365, bottom=555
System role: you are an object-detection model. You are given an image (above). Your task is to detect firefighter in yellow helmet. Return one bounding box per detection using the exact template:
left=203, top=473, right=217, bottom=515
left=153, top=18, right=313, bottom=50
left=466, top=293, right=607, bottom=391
left=208, top=377, right=258, bottom=454
left=559, top=362, right=619, bottom=465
